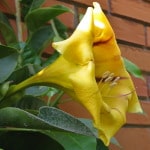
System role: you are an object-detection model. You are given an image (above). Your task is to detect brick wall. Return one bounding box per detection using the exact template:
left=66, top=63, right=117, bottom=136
left=1, top=0, right=150, bottom=149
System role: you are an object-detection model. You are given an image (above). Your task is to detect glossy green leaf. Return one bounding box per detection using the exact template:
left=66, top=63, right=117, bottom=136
left=0, top=53, right=18, bottom=83
left=16, top=95, right=46, bottom=110
left=21, top=0, right=46, bottom=17
left=0, top=46, right=19, bottom=86
left=53, top=18, right=68, bottom=39
left=96, top=139, right=109, bottom=150
left=0, top=12, right=17, bottom=44
left=25, top=86, right=49, bottom=96
left=123, top=57, right=143, bottom=79
left=45, top=87, right=59, bottom=98
left=28, top=0, right=46, bottom=12
left=38, top=106, right=95, bottom=136
left=25, top=5, right=71, bottom=32
left=0, top=45, right=18, bottom=58
left=0, top=81, right=10, bottom=101
left=26, top=25, right=54, bottom=54
left=8, top=65, right=31, bottom=84
left=0, top=131, right=64, bottom=150
left=0, top=90, right=24, bottom=108
left=8, top=64, right=42, bottom=84
left=43, top=130, right=96, bottom=150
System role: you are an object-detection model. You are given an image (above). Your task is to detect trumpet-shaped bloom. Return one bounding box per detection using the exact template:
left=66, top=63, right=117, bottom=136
left=7, top=2, right=142, bottom=146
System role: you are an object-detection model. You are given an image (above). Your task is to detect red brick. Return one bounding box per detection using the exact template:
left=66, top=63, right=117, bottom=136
left=111, top=0, right=150, bottom=23
left=131, top=77, right=148, bottom=97
left=127, top=101, right=150, bottom=124
left=59, top=99, right=92, bottom=119
left=9, top=19, right=28, bottom=41
left=111, top=128, right=150, bottom=150
left=146, top=76, right=150, bottom=97
left=119, top=44, right=150, bottom=72
left=146, top=26, right=150, bottom=47
left=107, top=15, right=145, bottom=45
left=0, top=0, right=15, bottom=14
left=70, top=0, right=108, bottom=10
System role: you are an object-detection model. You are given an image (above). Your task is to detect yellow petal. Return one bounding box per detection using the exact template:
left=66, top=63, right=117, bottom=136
left=92, top=2, right=143, bottom=145
left=92, top=2, right=142, bottom=113
left=93, top=2, right=114, bottom=43
left=52, top=7, right=94, bottom=65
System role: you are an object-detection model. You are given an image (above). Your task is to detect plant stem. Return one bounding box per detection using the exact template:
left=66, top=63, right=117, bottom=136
left=15, top=0, right=23, bottom=42
left=47, top=96, right=51, bottom=106
left=51, top=19, right=60, bottom=37
left=50, top=19, right=64, bottom=42
left=50, top=90, right=64, bottom=107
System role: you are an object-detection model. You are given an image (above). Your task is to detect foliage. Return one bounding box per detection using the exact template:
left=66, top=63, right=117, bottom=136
left=0, top=0, right=143, bottom=150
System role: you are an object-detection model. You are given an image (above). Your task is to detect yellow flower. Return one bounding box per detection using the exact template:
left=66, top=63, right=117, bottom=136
left=7, top=6, right=103, bottom=135
left=6, top=2, right=142, bottom=146
left=52, top=2, right=142, bottom=145
left=91, top=2, right=143, bottom=145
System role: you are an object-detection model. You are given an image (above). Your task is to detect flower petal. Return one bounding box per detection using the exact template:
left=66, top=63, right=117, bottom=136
left=92, top=2, right=143, bottom=145
left=52, top=7, right=94, bottom=65
left=92, top=2, right=142, bottom=113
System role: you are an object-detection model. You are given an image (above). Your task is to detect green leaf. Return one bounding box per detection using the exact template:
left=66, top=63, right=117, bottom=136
left=0, top=81, right=10, bottom=101
left=0, top=107, right=56, bottom=129
left=0, top=90, right=24, bottom=108
left=0, top=107, right=94, bottom=137
left=96, top=139, right=109, bottom=150
left=0, top=12, right=17, bottom=44
left=0, top=131, right=64, bottom=150
left=79, top=118, right=98, bottom=137
left=16, top=95, right=46, bottom=110
left=26, top=25, right=54, bottom=54
left=25, top=86, right=49, bottom=96
left=0, top=46, right=18, bottom=83
left=38, top=106, right=95, bottom=136
left=46, top=87, right=59, bottom=97
left=123, top=57, right=143, bottom=79
left=0, top=53, right=18, bottom=83
left=25, top=5, right=71, bottom=32
left=43, top=130, right=97, bottom=150
left=8, top=64, right=42, bottom=84
left=7, top=65, right=31, bottom=84
left=21, top=0, right=46, bottom=17
left=53, top=18, right=68, bottom=39
left=0, top=45, right=18, bottom=58
left=29, top=0, right=46, bottom=12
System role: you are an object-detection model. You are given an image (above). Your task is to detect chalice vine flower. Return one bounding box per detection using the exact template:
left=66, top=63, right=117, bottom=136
left=6, top=2, right=142, bottom=145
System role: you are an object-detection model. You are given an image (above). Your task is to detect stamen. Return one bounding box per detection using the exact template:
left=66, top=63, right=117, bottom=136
left=97, top=71, right=120, bottom=94
left=110, top=82, right=118, bottom=87
left=110, top=76, right=120, bottom=87
left=97, top=71, right=111, bottom=85
left=104, top=76, right=113, bottom=82
left=109, top=73, right=114, bottom=78
left=98, top=71, right=114, bottom=92
left=102, top=71, right=110, bottom=78
left=113, top=76, right=120, bottom=82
